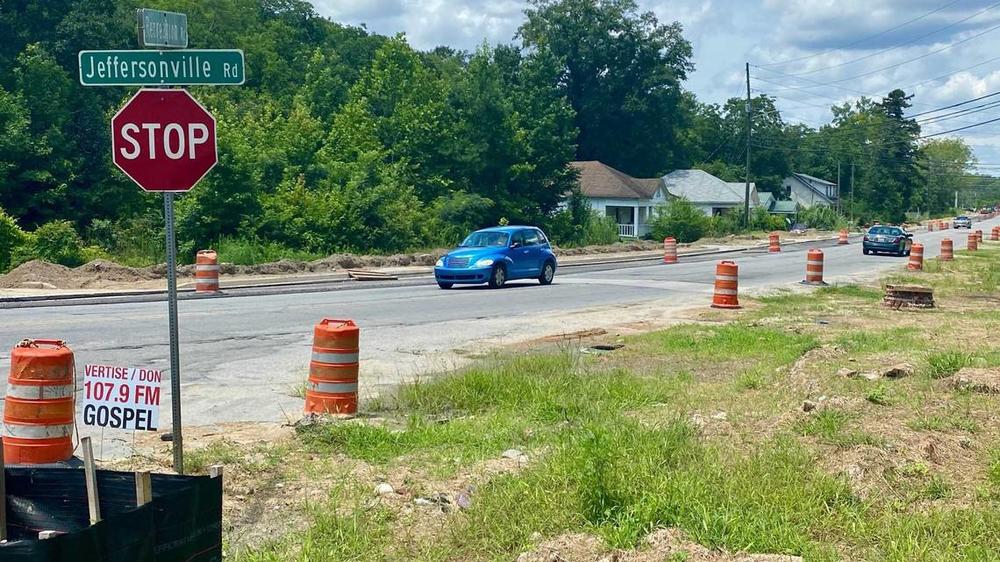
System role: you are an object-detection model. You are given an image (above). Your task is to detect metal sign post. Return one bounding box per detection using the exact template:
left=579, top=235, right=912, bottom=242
left=84, top=8, right=235, bottom=474
left=163, top=193, right=184, bottom=472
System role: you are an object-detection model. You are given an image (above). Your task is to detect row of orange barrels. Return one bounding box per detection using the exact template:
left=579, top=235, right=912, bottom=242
left=664, top=229, right=851, bottom=265
left=1, top=320, right=362, bottom=466
left=711, top=229, right=996, bottom=309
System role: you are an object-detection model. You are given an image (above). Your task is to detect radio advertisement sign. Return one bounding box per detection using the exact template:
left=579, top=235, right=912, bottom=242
left=82, top=364, right=162, bottom=431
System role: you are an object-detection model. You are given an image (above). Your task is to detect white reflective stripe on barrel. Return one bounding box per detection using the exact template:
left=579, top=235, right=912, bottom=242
left=196, top=264, right=220, bottom=271
left=312, top=351, right=360, bottom=364
left=307, top=381, right=359, bottom=394
left=807, top=260, right=823, bottom=266
left=196, top=279, right=220, bottom=285
left=715, top=275, right=738, bottom=282
left=714, top=289, right=738, bottom=296
left=5, top=423, right=73, bottom=439
left=5, top=383, right=74, bottom=400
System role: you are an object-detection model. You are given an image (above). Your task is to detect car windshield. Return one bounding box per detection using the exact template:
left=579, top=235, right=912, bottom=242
left=957, top=216, right=969, bottom=220
left=868, top=227, right=902, bottom=236
left=460, top=231, right=510, bottom=247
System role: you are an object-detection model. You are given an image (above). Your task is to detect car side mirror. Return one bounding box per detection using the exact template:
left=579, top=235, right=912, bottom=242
left=510, top=242, right=521, bottom=249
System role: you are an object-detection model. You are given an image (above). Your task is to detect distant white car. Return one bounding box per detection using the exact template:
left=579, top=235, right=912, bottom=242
left=953, top=216, right=972, bottom=229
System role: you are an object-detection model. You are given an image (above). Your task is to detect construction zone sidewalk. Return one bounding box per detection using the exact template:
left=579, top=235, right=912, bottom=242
left=0, top=229, right=855, bottom=301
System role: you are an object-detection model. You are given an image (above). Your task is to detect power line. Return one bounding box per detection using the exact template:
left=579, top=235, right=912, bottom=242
left=908, top=90, right=1000, bottom=118
left=819, top=20, right=1000, bottom=86
left=757, top=0, right=963, bottom=68
left=917, top=99, right=1000, bottom=124
left=921, top=114, right=1000, bottom=137
left=905, top=53, right=1000, bottom=91
left=783, top=1, right=1000, bottom=77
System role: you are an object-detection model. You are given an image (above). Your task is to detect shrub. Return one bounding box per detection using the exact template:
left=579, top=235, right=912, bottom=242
left=798, top=206, right=849, bottom=230
left=30, top=220, right=86, bottom=267
left=0, top=207, right=29, bottom=272
left=583, top=212, right=619, bottom=245
left=648, top=199, right=708, bottom=243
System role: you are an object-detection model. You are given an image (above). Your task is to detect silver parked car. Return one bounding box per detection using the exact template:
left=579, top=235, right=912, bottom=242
left=953, top=215, right=972, bottom=229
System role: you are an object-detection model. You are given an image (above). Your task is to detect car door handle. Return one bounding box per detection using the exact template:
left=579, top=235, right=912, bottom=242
left=523, top=250, right=530, bottom=254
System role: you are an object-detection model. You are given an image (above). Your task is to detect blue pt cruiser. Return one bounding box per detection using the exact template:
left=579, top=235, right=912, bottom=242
left=434, top=226, right=557, bottom=289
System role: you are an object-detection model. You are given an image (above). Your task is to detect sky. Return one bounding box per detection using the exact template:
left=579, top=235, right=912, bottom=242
left=308, top=0, right=1000, bottom=172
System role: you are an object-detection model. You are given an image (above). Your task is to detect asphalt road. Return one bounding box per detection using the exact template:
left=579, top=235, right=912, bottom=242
left=1, top=218, right=995, bottom=459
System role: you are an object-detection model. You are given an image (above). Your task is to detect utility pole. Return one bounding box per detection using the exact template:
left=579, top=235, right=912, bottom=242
left=850, top=163, right=855, bottom=220
left=837, top=161, right=841, bottom=213
left=744, top=62, right=752, bottom=228
left=955, top=190, right=959, bottom=210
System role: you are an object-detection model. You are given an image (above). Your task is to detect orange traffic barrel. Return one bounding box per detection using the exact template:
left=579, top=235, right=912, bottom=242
left=3, top=339, right=74, bottom=464
left=711, top=261, right=741, bottom=309
left=305, top=319, right=359, bottom=417
left=838, top=229, right=849, bottom=245
left=195, top=250, right=220, bottom=294
left=975, top=230, right=983, bottom=244
left=968, top=233, right=978, bottom=252
left=907, top=243, right=924, bottom=271
left=768, top=232, right=781, bottom=253
left=939, top=221, right=947, bottom=230
left=927, top=221, right=935, bottom=232
left=940, top=238, right=953, bottom=261
left=992, top=226, right=999, bottom=241
left=803, top=249, right=826, bottom=285
left=663, top=237, right=678, bottom=264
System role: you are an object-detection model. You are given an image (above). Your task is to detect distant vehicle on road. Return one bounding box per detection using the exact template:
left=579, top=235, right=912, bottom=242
left=434, top=226, right=557, bottom=289
left=953, top=215, right=972, bottom=229
left=863, top=226, right=913, bottom=256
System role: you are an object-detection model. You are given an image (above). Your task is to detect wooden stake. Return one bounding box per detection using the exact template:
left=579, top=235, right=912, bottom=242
left=0, top=437, right=6, bottom=541
left=209, top=465, right=223, bottom=479
left=135, top=471, right=152, bottom=506
left=81, top=437, right=101, bottom=524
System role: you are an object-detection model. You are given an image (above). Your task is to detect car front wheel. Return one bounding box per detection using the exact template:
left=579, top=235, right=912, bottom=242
left=437, top=282, right=453, bottom=289
left=863, top=248, right=870, bottom=255
left=538, top=262, right=555, bottom=285
left=488, top=264, right=506, bottom=289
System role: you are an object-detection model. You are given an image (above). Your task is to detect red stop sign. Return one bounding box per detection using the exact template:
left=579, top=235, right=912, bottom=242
left=111, top=89, right=217, bottom=192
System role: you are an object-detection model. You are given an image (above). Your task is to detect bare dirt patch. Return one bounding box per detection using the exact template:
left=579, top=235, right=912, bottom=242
left=516, top=528, right=803, bottom=562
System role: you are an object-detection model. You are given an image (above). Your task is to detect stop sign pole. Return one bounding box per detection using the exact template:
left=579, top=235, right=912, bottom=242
left=83, top=10, right=241, bottom=474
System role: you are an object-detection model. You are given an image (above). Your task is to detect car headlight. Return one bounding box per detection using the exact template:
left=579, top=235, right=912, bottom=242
left=435, top=257, right=445, bottom=267
left=474, top=258, right=495, bottom=268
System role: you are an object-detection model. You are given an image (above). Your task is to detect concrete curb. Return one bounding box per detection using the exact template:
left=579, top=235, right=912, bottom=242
left=0, top=233, right=861, bottom=308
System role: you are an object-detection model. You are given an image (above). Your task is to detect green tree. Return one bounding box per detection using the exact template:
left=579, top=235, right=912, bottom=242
left=519, top=0, right=693, bottom=176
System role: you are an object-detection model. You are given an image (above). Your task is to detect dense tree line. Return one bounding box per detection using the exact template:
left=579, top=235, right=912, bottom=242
left=0, top=0, right=986, bottom=269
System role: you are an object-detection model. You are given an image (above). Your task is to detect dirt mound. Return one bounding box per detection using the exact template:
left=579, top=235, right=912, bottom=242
left=0, top=260, right=73, bottom=289
left=75, top=260, right=159, bottom=286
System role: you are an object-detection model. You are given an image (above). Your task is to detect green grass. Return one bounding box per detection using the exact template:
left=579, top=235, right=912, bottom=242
left=834, top=327, right=921, bottom=354
left=795, top=409, right=885, bottom=449
left=183, top=439, right=284, bottom=475
left=926, top=351, right=972, bottom=379
left=866, top=383, right=894, bottom=406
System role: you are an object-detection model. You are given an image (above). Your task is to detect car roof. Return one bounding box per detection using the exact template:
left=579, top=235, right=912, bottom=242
left=474, top=226, right=539, bottom=234
left=869, top=225, right=904, bottom=230
left=956, top=215, right=969, bottom=219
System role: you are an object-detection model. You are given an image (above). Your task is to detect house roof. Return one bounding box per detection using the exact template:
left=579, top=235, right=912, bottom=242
left=789, top=173, right=837, bottom=203
left=728, top=182, right=759, bottom=206
left=662, top=169, right=745, bottom=204
left=772, top=200, right=798, bottom=214
left=570, top=161, right=663, bottom=200
left=758, top=191, right=776, bottom=209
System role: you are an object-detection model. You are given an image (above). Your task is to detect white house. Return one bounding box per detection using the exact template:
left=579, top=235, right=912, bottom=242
left=571, top=161, right=670, bottom=238
left=783, top=173, right=837, bottom=208
left=661, top=169, right=759, bottom=216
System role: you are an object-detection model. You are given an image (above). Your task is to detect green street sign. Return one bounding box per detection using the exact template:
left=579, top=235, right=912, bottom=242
left=137, top=8, right=188, bottom=48
left=79, top=50, right=245, bottom=86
